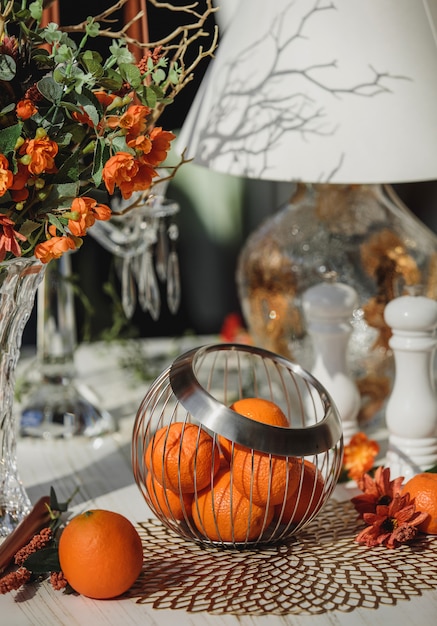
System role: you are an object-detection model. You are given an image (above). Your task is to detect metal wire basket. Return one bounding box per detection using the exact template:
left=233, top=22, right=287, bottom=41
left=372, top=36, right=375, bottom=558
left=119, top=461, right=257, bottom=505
left=132, top=343, right=343, bottom=549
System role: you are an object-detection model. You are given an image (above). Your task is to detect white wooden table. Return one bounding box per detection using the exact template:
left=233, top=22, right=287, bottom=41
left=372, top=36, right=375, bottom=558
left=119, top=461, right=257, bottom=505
left=2, top=338, right=437, bottom=625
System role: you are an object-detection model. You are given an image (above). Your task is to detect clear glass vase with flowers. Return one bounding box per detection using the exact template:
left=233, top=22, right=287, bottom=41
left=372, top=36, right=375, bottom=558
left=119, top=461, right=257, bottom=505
left=0, top=0, right=217, bottom=535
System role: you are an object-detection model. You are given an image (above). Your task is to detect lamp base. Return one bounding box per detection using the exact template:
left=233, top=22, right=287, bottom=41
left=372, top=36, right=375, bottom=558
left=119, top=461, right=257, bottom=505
left=236, top=183, right=437, bottom=425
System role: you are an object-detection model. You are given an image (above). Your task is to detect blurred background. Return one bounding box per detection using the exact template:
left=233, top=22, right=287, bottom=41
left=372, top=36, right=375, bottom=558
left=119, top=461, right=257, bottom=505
left=24, top=1, right=437, bottom=345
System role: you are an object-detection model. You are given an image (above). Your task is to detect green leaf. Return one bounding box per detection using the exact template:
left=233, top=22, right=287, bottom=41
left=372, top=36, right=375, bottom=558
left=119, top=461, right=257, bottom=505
left=24, top=546, right=60, bottom=574
left=119, top=63, right=142, bottom=89
left=0, top=123, right=23, bottom=156
left=54, top=150, right=80, bottom=183
left=19, top=220, right=42, bottom=239
left=81, top=50, right=104, bottom=78
left=143, top=86, right=157, bottom=108
left=0, top=54, right=16, bottom=81
left=37, top=76, right=64, bottom=104
left=92, top=138, right=110, bottom=187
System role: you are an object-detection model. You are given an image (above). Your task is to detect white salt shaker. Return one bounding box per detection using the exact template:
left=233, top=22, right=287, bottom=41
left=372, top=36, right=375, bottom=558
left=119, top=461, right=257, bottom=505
left=303, top=282, right=360, bottom=443
left=384, top=295, right=437, bottom=479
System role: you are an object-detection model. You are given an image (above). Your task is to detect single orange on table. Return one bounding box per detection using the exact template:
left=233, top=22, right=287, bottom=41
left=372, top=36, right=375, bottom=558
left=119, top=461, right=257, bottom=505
left=145, top=422, right=220, bottom=493
left=191, top=467, right=274, bottom=542
left=220, top=397, right=300, bottom=507
left=145, top=472, right=192, bottom=521
left=402, top=472, right=437, bottom=534
left=58, top=509, right=143, bottom=599
left=274, top=460, right=324, bottom=525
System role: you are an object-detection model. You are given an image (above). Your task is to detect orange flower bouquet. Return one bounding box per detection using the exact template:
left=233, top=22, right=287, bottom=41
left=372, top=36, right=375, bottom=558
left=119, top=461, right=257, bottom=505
left=0, top=0, right=217, bottom=263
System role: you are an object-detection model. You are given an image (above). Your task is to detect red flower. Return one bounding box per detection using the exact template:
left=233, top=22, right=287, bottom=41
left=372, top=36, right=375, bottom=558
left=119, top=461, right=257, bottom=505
left=0, top=215, right=27, bottom=261
left=351, top=466, right=404, bottom=517
left=355, top=492, right=428, bottom=549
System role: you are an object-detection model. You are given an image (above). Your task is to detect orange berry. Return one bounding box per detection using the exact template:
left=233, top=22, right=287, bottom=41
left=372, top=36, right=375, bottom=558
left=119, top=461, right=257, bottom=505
left=58, top=510, right=143, bottom=599
left=274, top=460, right=324, bottom=525
left=219, top=397, right=289, bottom=461
left=192, top=468, right=274, bottom=542
left=145, top=422, right=220, bottom=493
left=402, top=472, right=437, bottom=534
left=146, top=472, right=192, bottom=521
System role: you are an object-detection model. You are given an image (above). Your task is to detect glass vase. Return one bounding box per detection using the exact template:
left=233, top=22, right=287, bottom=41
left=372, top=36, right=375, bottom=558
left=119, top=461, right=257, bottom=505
left=236, top=183, right=437, bottom=425
left=0, top=256, right=45, bottom=536
left=19, top=253, right=115, bottom=438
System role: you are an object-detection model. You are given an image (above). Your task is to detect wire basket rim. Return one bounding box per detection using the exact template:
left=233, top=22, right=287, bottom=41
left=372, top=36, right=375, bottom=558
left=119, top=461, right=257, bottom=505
left=168, top=342, right=343, bottom=456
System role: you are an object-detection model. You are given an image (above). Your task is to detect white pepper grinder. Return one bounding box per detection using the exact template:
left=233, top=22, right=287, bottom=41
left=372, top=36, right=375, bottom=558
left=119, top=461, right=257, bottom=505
left=384, top=294, right=437, bottom=480
left=303, top=281, right=360, bottom=443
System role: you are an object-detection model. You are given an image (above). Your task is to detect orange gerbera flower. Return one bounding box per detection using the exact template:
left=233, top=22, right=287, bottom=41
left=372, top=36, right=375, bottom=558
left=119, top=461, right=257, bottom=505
left=19, top=135, right=58, bottom=176
left=143, top=127, right=176, bottom=165
left=355, top=492, right=428, bottom=549
left=102, top=151, right=156, bottom=199
left=16, top=99, right=38, bottom=120
left=34, top=234, right=77, bottom=263
left=0, top=154, right=13, bottom=196
left=0, top=215, right=27, bottom=261
left=351, top=466, right=404, bottom=517
left=68, top=197, right=111, bottom=237
left=343, top=432, right=380, bottom=482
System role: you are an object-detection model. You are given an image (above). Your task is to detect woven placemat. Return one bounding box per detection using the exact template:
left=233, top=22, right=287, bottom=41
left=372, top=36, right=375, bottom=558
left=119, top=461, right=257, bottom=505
left=129, top=499, right=437, bottom=616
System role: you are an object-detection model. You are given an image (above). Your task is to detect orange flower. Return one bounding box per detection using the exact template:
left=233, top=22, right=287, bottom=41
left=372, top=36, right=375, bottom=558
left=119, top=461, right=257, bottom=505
left=102, top=151, right=156, bottom=199
left=68, top=197, right=111, bottom=237
left=119, top=104, right=150, bottom=137
left=19, top=135, right=58, bottom=176
left=127, top=134, right=152, bottom=152
left=34, top=235, right=77, bottom=263
left=10, top=162, right=31, bottom=201
left=94, top=90, right=117, bottom=109
left=0, top=154, right=13, bottom=196
left=142, top=127, right=175, bottom=166
left=0, top=215, right=27, bottom=261
left=351, top=466, right=404, bottom=517
left=355, top=492, right=428, bottom=549
left=16, top=99, right=38, bottom=120
left=343, top=432, right=380, bottom=482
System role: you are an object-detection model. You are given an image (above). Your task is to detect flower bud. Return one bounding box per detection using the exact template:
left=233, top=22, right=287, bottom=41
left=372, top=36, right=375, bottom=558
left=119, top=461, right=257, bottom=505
left=14, top=137, right=25, bottom=150
left=35, top=127, right=47, bottom=139
left=106, top=96, right=124, bottom=112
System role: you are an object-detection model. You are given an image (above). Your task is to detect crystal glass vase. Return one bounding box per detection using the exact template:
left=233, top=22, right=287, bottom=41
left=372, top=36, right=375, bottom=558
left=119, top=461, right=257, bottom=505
left=0, top=256, right=46, bottom=536
left=236, top=183, right=437, bottom=425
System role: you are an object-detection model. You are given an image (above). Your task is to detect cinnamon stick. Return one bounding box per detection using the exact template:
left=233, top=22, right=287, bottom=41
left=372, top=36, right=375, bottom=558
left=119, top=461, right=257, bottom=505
left=0, top=496, right=51, bottom=573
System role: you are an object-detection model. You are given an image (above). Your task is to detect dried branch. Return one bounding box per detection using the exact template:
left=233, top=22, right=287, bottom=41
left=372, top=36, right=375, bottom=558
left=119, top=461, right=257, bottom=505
left=59, top=0, right=218, bottom=119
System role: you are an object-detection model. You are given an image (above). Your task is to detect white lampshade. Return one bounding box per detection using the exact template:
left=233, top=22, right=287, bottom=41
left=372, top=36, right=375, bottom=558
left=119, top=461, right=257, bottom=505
left=179, top=0, right=437, bottom=184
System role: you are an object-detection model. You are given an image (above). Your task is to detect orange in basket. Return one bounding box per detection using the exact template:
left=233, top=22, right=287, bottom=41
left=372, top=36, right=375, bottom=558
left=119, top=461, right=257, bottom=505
left=221, top=397, right=300, bottom=507
left=145, top=422, right=220, bottom=493
left=219, top=397, right=289, bottom=461
left=274, top=460, right=325, bottom=525
left=192, top=467, right=274, bottom=542
left=146, top=473, right=193, bottom=521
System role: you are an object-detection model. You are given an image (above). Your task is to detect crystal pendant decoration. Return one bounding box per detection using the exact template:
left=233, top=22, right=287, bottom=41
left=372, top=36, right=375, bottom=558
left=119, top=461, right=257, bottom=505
left=90, top=194, right=180, bottom=320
